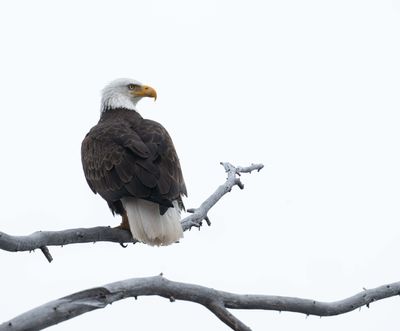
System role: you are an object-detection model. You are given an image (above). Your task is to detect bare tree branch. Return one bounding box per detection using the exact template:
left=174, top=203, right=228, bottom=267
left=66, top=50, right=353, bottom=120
left=1, top=275, right=399, bottom=331
left=0, top=162, right=263, bottom=261
left=182, top=162, right=263, bottom=230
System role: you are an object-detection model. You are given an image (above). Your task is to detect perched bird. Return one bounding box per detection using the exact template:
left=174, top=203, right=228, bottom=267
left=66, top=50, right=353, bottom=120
left=81, top=78, right=187, bottom=246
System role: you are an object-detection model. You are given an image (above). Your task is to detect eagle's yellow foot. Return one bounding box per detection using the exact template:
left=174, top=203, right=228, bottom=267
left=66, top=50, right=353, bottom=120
left=115, top=212, right=130, bottom=231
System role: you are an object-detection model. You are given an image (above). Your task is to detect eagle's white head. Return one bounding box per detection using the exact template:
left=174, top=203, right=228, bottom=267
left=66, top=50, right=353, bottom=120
left=100, top=78, right=157, bottom=112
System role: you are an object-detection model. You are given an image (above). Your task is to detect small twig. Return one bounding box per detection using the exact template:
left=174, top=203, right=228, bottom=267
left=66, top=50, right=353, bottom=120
left=39, top=246, right=53, bottom=263
left=1, top=275, right=400, bottom=331
left=186, top=208, right=211, bottom=227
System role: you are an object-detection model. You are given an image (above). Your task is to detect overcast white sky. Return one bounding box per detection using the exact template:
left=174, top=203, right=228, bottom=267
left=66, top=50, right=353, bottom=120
left=1, top=0, right=400, bottom=330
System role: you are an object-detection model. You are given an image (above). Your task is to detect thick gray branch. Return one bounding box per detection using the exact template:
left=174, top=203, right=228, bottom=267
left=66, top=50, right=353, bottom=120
left=1, top=276, right=399, bottom=331
left=0, top=226, right=135, bottom=252
left=0, top=162, right=263, bottom=259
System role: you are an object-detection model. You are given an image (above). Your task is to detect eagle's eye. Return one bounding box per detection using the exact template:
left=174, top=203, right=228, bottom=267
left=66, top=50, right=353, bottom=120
left=127, top=84, right=138, bottom=90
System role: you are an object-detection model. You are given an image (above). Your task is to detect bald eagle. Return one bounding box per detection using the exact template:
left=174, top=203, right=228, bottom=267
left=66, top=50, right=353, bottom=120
left=81, top=78, right=187, bottom=246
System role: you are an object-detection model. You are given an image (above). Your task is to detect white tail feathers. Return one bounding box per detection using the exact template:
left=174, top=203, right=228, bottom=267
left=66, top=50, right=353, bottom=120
left=121, top=198, right=183, bottom=246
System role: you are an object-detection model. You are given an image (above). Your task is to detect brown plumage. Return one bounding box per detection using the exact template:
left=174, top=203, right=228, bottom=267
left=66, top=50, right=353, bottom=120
left=81, top=78, right=186, bottom=246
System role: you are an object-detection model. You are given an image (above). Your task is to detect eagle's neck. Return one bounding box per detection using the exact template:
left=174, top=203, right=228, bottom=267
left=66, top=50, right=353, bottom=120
left=99, top=107, right=143, bottom=122
left=100, top=92, right=138, bottom=113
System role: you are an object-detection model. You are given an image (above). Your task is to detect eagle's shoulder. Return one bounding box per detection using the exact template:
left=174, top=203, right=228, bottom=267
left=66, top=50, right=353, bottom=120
left=82, top=110, right=151, bottom=158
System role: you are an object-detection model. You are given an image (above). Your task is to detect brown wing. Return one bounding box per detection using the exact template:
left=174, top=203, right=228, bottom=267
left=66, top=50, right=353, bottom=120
left=81, top=116, right=186, bottom=215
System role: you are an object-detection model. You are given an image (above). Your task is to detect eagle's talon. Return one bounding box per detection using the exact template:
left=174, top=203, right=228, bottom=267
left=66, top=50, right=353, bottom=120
left=119, top=243, right=128, bottom=248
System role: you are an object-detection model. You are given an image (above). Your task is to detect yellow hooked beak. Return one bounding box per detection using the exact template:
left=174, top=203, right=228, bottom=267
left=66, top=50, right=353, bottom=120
left=131, top=85, right=157, bottom=101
